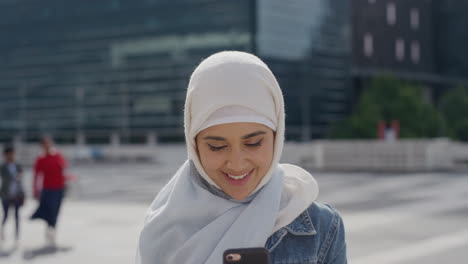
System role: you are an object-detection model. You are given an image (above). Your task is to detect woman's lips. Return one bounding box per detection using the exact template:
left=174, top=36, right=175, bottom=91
left=223, top=169, right=254, bottom=186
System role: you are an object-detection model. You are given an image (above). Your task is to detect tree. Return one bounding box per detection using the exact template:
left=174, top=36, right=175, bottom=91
left=329, top=76, right=446, bottom=139
left=439, top=86, right=468, bottom=141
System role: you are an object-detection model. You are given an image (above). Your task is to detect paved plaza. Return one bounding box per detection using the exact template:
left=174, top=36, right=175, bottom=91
left=1, top=157, right=467, bottom=263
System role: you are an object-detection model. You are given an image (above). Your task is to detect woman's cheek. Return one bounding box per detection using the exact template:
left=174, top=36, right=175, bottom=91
left=207, top=151, right=225, bottom=167
left=263, top=148, right=274, bottom=167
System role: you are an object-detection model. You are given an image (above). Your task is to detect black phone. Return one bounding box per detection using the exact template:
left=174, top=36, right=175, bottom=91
left=223, top=247, right=271, bottom=264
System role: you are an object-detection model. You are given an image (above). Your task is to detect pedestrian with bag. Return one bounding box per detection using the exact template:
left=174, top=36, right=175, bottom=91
left=0, top=145, right=25, bottom=247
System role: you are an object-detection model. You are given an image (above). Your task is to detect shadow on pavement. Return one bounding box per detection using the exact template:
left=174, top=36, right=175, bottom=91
left=22, top=245, right=73, bottom=260
left=0, top=246, right=17, bottom=258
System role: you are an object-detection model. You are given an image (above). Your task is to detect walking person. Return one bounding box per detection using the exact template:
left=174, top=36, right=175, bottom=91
left=137, top=51, right=347, bottom=263
left=30, top=136, right=67, bottom=246
left=0, top=145, right=25, bottom=247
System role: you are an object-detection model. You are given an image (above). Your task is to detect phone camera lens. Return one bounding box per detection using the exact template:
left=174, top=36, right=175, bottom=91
left=225, top=253, right=241, bottom=262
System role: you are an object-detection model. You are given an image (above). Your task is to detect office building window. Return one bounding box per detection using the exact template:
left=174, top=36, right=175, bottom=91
left=411, top=41, right=420, bottom=63
left=364, top=33, right=373, bottom=57
left=410, top=8, right=420, bottom=29
left=387, top=2, right=396, bottom=25
left=42, top=8, right=52, bottom=17
left=111, top=0, right=121, bottom=10
left=395, top=38, right=405, bottom=61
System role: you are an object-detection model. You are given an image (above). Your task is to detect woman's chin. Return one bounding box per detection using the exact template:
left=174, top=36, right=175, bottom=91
left=229, top=193, right=250, bottom=201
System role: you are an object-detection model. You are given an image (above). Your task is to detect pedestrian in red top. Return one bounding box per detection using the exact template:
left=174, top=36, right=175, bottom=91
left=30, top=136, right=67, bottom=246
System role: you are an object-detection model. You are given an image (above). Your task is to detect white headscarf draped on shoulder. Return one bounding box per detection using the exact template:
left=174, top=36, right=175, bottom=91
left=136, top=51, right=319, bottom=264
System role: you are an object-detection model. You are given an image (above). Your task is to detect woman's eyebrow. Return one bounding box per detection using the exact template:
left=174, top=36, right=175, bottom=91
left=241, top=131, right=266, bottom=139
left=202, top=136, right=226, bottom=141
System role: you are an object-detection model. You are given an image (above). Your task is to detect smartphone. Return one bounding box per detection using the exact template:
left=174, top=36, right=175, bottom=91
left=223, top=247, right=271, bottom=264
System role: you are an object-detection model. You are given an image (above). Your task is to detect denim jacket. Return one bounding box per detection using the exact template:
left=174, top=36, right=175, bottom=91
left=265, top=202, right=347, bottom=264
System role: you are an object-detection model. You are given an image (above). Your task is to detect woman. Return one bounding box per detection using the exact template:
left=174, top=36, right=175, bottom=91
left=137, top=51, right=347, bottom=264
left=0, top=146, right=24, bottom=246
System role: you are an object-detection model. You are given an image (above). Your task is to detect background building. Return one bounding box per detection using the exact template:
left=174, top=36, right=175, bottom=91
left=0, top=0, right=351, bottom=143
left=0, top=0, right=255, bottom=143
left=351, top=0, right=437, bottom=103
left=353, top=0, right=434, bottom=73
left=1, top=0, right=467, bottom=144
left=433, top=0, right=468, bottom=80
left=352, top=0, right=468, bottom=102
left=258, top=0, right=351, bottom=140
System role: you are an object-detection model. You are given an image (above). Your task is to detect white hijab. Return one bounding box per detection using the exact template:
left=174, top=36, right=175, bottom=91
left=136, top=51, right=318, bottom=264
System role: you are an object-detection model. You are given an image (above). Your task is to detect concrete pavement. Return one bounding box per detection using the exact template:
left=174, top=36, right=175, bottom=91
left=0, top=163, right=467, bottom=263
left=0, top=199, right=147, bottom=264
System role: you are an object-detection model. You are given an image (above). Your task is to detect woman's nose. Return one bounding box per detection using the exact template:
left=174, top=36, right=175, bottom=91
left=226, top=148, right=248, bottom=171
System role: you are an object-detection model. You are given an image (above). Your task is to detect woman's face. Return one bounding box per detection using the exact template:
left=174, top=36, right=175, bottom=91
left=196, top=122, right=275, bottom=200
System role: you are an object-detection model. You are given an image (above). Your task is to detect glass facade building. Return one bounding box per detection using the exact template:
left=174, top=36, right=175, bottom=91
left=0, top=0, right=351, bottom=143
left=433, top=1, right=468, bottom=79
left=259, top=0, right=352, bottom=140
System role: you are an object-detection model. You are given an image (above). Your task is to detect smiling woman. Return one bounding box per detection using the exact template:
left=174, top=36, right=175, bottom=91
left=136, top=51, right=347, bottom=264
left=197, top=122, right=274, bottom=200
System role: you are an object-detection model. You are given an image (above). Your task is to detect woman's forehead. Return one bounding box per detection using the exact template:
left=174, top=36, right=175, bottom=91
left=198, top=123, right=272, bottom=139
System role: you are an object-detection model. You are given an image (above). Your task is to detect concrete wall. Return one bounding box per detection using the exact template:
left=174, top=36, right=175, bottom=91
left=299, top=139, right=454, bottom=171
left=2, top=139, right=466, bottom=171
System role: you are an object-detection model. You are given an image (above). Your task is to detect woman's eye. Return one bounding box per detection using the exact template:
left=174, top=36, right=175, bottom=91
left=246, top=139, right=263, bottom=147
left=208, top=145, right=226, bottom=151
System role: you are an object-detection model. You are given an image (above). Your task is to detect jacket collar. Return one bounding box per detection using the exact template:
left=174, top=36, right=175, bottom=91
left=284, top=208, right=317, bottom=235
left=265, top=209, right=316, bottom=251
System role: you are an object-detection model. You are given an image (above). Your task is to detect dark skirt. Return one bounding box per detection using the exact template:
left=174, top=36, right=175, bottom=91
left=30, top=189, right=64, bottom=227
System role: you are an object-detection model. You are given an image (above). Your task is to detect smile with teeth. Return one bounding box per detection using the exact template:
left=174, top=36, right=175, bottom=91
left=225, top=169, right=252, bottom=180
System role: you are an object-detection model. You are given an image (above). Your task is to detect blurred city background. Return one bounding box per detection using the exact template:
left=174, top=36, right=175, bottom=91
left=0, top=0, right=467, bottom=263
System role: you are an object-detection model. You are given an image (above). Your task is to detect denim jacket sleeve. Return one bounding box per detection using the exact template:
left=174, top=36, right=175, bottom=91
left=266, top=202, right=347, bottom=264
left=319, top=204, right=347, bottom=264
